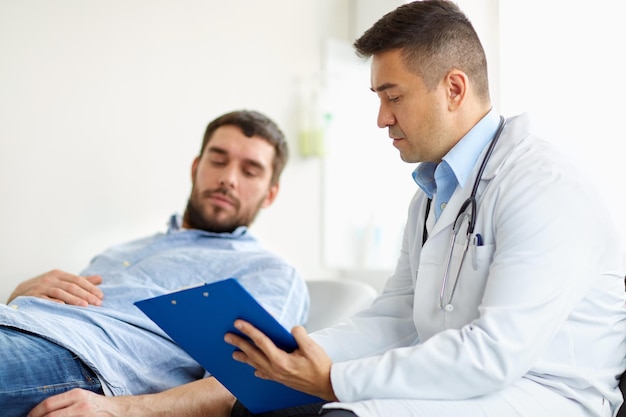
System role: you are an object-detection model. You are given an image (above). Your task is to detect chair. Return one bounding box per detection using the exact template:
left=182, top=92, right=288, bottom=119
left=618, top=373, right=626, bottom=417
left=619, top=273, right=626, bottom=417
left=305, top=279, right=378, bottom=332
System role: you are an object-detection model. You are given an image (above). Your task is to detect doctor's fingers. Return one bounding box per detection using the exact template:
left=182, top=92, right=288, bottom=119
left=229, top=320, right=291, bottom=372
left=292, top=326, right=333, bottom=365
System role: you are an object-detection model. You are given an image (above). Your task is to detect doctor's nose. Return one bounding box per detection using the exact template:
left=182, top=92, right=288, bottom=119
left=377, top=104, right=396, bottom=129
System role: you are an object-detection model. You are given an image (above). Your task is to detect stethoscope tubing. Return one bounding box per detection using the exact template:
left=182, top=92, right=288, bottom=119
left=439, top=116, right=506, bottom=312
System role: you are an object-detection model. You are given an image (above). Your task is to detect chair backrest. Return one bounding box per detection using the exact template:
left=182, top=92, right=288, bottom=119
left=617, top=372, right=626, bottom=417
left=619, top=271, right=626, bottom=417
left=305, top=279, right=378, bottom=332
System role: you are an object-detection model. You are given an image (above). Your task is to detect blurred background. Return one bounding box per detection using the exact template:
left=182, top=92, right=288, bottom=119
left=1, top=0, right=624, bottom=301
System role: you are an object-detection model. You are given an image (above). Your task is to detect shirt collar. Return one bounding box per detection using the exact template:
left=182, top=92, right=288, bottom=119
left=412, top=108, right=501, bottom=197
left=166, top=213, right=249, bottom=238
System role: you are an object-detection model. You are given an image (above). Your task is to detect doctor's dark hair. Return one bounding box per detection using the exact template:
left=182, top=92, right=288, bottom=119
left=354, top=0, right=490, bottom=101
left=200, top=110, right=289, bottom=186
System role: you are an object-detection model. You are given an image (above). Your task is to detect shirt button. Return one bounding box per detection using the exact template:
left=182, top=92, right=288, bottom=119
left=440, top=202, right=447, bottom=211
left=123, top=261, right=130, bottom=267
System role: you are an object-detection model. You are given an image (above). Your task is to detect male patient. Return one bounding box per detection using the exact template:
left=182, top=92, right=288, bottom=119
left=0, top=109, right=309, bottom=417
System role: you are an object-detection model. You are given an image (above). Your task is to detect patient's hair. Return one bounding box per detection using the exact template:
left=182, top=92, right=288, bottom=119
left=200, top=110, right=288, bottom=186
left=354, top=0, right=490, bottom=101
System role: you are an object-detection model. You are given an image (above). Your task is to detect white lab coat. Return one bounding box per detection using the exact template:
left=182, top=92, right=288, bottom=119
left=312, top=114, right=626, bottom=417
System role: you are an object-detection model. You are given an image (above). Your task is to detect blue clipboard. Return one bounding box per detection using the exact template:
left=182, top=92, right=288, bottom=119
left=134, top=278, right=322, bottom=414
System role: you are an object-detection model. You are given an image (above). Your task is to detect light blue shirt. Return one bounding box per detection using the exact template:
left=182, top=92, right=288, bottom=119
left=412, top=109, right=501, bottom=219
left=0, top=214, right=309, bottom=395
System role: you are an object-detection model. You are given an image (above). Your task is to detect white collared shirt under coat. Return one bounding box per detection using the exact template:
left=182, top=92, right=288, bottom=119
left=312, top=114, right=626, bottom=417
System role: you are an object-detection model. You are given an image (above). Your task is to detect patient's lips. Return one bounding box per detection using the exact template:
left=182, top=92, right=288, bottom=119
left=208, top=192, right=235, bottom=209
left=202, top=187, right=238, bottom=210
left=205, top=189, right=239, bottom=209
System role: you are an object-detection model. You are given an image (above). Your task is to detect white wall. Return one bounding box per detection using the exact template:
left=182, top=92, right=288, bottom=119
left=0, top=0, right=359, bottom=302
left=496, top=1, right=626, bottom=255
left=1, top=1, right=624, bottom=302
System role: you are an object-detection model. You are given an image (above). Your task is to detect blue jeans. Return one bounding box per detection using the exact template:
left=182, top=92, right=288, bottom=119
left=0, top=326, right=104, bottom=417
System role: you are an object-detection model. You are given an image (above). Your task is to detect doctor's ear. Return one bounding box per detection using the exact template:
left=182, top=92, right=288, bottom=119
left=445, top=69, right=469, bottom=111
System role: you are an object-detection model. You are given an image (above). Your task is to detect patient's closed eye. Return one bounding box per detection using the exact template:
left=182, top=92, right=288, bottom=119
left=209, top=157, right=227, bottom=166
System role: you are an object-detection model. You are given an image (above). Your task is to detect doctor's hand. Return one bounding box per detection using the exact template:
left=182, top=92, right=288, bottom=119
left=8, top=269, right=104, bottom=306
left=225, top=320, right=338, bottom=401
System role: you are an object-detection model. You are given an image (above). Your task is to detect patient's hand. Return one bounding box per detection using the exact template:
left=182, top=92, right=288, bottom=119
left=28, top=379, right=236, bottom=417
left=7, top=269, right=104, bottom=306
left=28, top=389, right=127, bottom=417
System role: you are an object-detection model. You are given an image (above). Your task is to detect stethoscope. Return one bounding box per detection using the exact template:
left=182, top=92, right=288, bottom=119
left=437, top=116, right=506, bottom=312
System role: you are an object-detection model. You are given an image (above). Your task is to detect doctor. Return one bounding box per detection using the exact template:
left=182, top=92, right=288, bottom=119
left=226, top=1, right=626, bottom=417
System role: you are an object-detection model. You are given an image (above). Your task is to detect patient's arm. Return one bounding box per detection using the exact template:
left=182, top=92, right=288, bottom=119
left=28, top=377, right=235, bottom=417
left=7, top=269, right=104, bottom=306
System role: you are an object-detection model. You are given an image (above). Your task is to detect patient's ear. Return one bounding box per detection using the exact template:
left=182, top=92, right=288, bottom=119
left=261, top=183, right=279, bottom=208
left=191, top=156, right=200, bottom=182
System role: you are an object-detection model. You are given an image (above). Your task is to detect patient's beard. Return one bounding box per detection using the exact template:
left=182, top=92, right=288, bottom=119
left=183, top=192, right=263, bottom=234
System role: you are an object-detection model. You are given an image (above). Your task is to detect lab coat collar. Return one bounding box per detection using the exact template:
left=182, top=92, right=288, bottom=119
left=426, top=113, right=531, bottom=240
